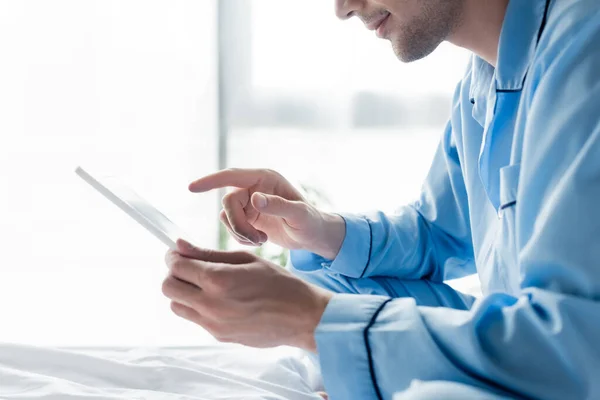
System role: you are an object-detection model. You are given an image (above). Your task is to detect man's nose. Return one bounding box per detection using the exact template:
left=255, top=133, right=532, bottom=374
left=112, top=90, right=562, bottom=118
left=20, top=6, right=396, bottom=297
left=335, top=0, right=363, bottom=20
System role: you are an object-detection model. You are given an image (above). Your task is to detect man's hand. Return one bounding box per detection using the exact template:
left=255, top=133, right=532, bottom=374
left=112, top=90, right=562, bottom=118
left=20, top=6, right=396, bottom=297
left=189, top=168, right=345, bottom=260
left=162, top=239, right=333, bottom=351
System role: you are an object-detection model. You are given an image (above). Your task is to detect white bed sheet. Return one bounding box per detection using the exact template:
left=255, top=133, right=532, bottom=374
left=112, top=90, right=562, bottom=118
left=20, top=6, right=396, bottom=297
left=0, top=343, right=324, bottom=400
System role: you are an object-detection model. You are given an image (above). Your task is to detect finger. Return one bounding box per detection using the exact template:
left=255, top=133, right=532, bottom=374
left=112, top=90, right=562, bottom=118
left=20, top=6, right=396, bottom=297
left=173, top=240, right=253, bottom=264
left=171, top=301, right=229, bottom=342
left=221, top=191, right=254, bottom=243
left=166, top=254, right=205, bottom=288
left=189, top=168, right=266, bottom=193
left=161, top=276, right=203, bottom=308
left=251, top=192, right=308, bottom=223
left=220, top=209, right=256, bottom=246
left=167, top=252, right=238, bottom=296
left=222, top=191, right=265, bottom=244
left=170, top=301, right=202, bottom=324
left=168, top=251, right=235, bottom=290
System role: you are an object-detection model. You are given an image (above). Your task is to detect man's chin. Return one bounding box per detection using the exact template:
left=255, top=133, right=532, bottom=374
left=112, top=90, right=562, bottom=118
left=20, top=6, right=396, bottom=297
left=391, top=38, right=442, bottom=63
left=392, top=45, right=421, bottom=63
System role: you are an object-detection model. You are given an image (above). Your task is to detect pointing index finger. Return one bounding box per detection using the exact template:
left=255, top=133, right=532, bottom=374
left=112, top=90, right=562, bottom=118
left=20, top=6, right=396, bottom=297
left=189, top=169, right=265, bottom=193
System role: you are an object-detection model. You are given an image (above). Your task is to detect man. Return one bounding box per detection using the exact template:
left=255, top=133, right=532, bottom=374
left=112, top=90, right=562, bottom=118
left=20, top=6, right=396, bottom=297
left=162, top=0, right=600, bottom=398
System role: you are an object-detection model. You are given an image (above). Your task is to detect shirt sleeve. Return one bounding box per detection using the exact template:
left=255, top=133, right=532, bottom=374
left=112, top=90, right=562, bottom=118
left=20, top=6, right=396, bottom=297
left=314, top=18, right=600, bottom=400
left=291, top=116, right=476, bottom=282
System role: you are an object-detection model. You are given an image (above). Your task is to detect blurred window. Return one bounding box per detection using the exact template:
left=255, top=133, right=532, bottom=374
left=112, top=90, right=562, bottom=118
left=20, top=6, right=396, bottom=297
left=223, top=0, right=470, bottom=251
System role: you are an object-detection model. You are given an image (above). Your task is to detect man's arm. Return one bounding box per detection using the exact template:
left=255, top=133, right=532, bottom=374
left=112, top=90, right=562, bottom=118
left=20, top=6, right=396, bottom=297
left=314, top=19, right=600, bottom=400
left=291, top=117, right=476, bottom=282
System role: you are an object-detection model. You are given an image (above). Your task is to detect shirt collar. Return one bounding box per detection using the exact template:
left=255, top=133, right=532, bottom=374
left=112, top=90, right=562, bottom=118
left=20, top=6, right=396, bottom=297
left=469, top=0, right=552, bottom=99
left=495, top=0, right=552, bottom=91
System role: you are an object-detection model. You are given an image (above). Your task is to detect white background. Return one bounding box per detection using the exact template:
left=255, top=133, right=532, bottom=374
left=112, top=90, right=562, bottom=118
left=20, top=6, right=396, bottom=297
left=0, top=0, right=219, bottom=346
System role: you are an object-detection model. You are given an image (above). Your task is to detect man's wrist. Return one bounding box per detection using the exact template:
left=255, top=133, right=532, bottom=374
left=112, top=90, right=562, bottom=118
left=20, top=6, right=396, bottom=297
left=308, top=212, right=346, bottom=260
left=296, top=287, right=333, bottom=353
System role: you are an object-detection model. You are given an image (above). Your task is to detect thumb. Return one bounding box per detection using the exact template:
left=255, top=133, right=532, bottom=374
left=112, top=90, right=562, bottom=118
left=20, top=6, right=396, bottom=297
left=251, top=193, right=308, bottom=222
left=175, top=239, right=212, bottom=259
left=175, top=239, right=253, bottom=264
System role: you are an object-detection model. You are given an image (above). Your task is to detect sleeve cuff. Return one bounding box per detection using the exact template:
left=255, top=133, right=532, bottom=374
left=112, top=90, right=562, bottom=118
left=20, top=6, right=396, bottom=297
left=328, top=214, right=372, bottom=278
left=315, top=294, right=391, bottom=400
left=289, top=249, right=331, bottom=272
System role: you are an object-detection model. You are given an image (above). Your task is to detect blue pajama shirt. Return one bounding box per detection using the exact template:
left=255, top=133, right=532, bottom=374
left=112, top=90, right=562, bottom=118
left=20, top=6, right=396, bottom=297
left=291, top=0, right=600, bottom=398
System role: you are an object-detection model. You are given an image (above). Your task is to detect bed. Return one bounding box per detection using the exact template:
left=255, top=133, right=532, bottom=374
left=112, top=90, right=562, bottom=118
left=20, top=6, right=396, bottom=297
left=0, top=343, right=324, bottom=399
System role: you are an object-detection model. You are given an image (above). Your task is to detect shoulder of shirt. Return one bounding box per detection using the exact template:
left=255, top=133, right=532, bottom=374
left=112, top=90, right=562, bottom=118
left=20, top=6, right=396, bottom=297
left=534, top=0, right=600, bottom=67
left=524, top=0, right=600, bottom=96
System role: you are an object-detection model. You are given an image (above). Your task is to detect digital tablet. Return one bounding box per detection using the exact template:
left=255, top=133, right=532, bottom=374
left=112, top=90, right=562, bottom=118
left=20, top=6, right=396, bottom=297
left=75, top=166, right=194, bottom=250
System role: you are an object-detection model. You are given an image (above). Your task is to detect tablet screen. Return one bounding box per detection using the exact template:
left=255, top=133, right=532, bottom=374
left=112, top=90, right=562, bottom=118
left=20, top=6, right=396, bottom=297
left=76, top=166, right=192, bottom=250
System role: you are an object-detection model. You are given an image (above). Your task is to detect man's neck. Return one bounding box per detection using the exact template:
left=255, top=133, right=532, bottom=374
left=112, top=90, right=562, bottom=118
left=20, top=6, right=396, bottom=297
left=448, top=0, right=509, bottom=67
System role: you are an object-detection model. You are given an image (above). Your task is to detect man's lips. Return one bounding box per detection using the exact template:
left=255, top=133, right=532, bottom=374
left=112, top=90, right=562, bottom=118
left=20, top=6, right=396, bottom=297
left=365, top=12, right=390, bottom=31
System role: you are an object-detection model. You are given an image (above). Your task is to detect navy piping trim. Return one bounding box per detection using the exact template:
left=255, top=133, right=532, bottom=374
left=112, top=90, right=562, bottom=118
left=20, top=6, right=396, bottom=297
left=537, top=0, right=552, bottom=45
left=500, top=200, right=517, bottom=210
left=496, top=88, right=523, bottom=93
left=364, top=298, right=393, bottom=400
left=495, top=0, right=552, bottom=93
left=359, top=218, right=374, bottom=279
